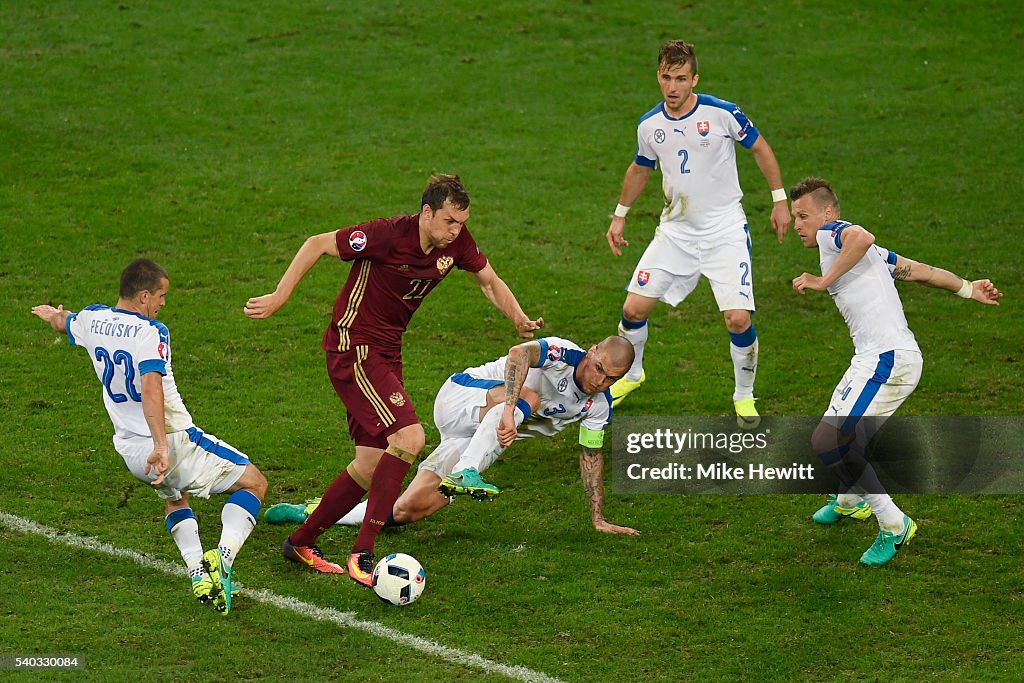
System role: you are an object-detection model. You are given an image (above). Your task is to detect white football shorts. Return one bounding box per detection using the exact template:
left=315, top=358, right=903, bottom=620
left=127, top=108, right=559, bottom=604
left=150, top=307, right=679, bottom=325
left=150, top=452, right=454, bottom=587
left=114, top=426, right=250, bottom=501
left=821, top=349, right=923, bottom=435
left=419, top=374, right=491, bottom=476
left=626, top=223, right=754, bottom=311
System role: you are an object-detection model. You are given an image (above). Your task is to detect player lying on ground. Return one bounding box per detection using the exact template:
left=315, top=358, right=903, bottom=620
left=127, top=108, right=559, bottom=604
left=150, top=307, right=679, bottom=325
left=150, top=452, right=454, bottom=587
left=265, top=336, right=641, bottom=538
left=790, top=177, right=1001, bottom=566
left=32, top=259, right=268, bottom=614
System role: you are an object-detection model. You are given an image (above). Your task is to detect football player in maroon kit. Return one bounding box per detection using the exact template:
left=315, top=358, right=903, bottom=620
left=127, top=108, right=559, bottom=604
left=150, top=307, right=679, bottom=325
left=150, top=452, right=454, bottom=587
left=245, top=174, right=543, bottom=586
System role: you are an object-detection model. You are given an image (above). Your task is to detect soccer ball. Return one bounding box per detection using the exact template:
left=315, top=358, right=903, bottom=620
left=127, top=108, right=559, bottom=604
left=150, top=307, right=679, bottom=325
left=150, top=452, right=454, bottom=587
left=372, top=553, right=426, bottom=606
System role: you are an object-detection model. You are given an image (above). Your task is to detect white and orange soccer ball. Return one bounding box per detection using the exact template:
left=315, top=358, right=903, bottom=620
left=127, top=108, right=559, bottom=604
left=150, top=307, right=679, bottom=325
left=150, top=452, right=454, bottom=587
left=372, top=553, right=426, bottom=606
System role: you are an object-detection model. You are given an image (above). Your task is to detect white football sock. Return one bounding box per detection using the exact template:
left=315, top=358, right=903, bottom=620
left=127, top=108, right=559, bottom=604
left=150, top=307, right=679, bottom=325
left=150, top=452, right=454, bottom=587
left=218, top=490, right=261, bottom=568
left=452, top=406, right=526, bottom=474
left=730, top=338, right=758, bottom=401
left=337, top=499, right=368, bottom=527
left=618, top=319, right=648, bottom=382
left=836, top=492, right=863, bottom=508
left=166, top=509, right=204, bottom=574
left=863, top=493, right=906, bottom=532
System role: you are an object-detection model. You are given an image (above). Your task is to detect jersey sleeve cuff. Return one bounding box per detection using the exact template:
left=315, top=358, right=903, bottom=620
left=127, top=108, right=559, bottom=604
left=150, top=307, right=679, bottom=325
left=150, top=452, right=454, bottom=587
left=65, top=312, right=79, bottom=346
left=139, top=359, right=167, bottom=376
left=634, top=154, right=656, bottom=169
left=534, top=339, right=549, bottom=367
left=739, top=127, right=760, bottom=149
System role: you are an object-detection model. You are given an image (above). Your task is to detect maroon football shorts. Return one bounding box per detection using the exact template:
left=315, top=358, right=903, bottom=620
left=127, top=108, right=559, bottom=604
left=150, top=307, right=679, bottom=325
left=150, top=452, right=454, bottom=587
left=325, top=346, right=419, bottom=449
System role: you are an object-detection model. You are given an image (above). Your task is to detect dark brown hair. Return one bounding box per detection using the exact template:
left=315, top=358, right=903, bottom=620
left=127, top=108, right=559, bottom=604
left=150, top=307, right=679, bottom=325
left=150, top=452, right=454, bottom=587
left=120, top=258, right=168, bottom=298
left=422, top=174, right=470, bottom=212
left=659, top=40, right=698, bottom=74
left=789, top=177, right=840, bottom=212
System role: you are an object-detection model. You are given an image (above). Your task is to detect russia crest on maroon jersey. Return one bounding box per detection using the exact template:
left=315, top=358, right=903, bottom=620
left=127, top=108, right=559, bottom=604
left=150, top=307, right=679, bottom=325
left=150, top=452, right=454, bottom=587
left=697, top=120, right=710, bottom=137
left=349, top=230, right=367, bottom=252
left=637, top=270, right=651, bottom=286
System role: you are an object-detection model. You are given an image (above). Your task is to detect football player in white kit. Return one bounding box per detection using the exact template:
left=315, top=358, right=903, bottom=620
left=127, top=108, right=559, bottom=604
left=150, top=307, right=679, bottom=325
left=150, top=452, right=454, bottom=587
left=790, top=178, right=1002, bottom=566
left=267, top=336, right=640, bottom=535
left=31, top=259, right=268, bottom=613
left=606, top=40, right=791, bottom=427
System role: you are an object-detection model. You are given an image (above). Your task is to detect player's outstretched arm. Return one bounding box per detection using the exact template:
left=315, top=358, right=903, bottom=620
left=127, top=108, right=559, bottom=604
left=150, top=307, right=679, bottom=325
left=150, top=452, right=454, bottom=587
left=31, top=304, right=71, bottom=333
left=892, top=255, right=1003, bottom=305
left=140, top=371, right=169, bottom=487
left=245, top=231, right=340, bottom=319
left=749, top=137, right=791, bottom=243
left=470, top=263, right=544, bottom=338
left=606, top=162, right=652, bottom=256
left=793, top=225, right=875, bottom=294
left=580, top=445, right=640, bottom=536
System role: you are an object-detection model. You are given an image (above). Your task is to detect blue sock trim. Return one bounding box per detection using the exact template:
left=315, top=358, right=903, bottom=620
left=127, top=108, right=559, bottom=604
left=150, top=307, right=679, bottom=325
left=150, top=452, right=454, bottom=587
left=226, top=489, right=262, bottom=519
left=729, top=325, right=758, bottom=348
left=620, top=315, right=648, bottom=331
left=817, top=443, right=851, bottom=465
left=166, top=508, right=196, bottom=533
left=515, top=399, right=532, bottom=420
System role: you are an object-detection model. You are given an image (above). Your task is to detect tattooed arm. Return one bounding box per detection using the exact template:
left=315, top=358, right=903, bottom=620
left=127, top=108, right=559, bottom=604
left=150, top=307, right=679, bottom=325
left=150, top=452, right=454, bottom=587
left=891, top=255, right=1002, bottom=305
left=496, top=341, right=543, bottom=447
left=580, top=445, right=640, bottom=536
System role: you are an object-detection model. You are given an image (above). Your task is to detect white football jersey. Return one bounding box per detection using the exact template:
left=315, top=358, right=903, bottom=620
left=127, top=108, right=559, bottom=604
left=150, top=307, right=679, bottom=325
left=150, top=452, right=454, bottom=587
left=635, top=94, right=759, bottom=236
left=459, top=336, right=613, bottom=438
left=816, top=221, right=920, bottom=358
left=66, top=305, right=193, bottom=439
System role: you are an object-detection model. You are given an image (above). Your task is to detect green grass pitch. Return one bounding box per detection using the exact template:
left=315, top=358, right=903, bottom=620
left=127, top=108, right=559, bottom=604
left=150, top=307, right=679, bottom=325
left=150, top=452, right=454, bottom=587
left=1, top=1, right=1021, bottom=680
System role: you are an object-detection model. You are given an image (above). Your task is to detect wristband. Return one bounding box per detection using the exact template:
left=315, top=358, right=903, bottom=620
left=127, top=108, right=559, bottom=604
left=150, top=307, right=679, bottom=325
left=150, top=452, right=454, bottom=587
left=613, top=203, right=630, bottom=218
left=770, top=188, right=787, bottom=203
left=955, top=279, right=973, bottom=298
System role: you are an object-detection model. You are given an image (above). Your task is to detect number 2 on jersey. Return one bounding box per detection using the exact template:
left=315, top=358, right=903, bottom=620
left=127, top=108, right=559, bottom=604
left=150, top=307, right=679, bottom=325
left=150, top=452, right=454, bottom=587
left=677, top=149, right=691, bottom=175
left=739, top=262, right=750, bottom=286
left=94, top=346, right=142, bottom=403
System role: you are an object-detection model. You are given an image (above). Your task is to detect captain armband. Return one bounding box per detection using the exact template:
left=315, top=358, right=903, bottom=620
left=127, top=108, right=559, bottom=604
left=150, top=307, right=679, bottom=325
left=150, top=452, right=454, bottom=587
left=579, top=425, right=605, bottom=449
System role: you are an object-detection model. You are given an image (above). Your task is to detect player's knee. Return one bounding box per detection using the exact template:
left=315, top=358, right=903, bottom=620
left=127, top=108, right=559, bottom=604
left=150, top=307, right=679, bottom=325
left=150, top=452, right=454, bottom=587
left=811, top=424, right=847, bottom=458
left=390, top=425, right=425, bottom=459
left=519, top=386, right=541, bottom=413
left=248, top=466, right=269, bottom=501
left=622, top=293, right=656, bottom=323
left=724, top=310, right=751, bottom=333
left=621, top=303, right=647, bottom=323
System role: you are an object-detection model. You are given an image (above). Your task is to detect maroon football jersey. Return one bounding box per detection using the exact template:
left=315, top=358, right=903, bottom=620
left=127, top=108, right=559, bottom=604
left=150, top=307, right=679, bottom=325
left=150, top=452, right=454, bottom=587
left=322, top=214, right=488, bottom=352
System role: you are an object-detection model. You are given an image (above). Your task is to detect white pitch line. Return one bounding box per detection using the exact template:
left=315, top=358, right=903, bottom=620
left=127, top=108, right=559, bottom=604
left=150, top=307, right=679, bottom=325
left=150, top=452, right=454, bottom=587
left=0, top=511, right=565, bottom=683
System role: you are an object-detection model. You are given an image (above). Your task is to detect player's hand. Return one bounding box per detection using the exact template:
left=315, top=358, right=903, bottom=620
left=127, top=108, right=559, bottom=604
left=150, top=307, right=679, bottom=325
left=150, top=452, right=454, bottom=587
left=31, top=304, right=63, bottom=325
left=971, top=279, right=1003, bottom=306
left=792, top=273, right=826, bottom=294
left=145, top=449, right=169, bottom=486
left=515, top=316, right=544, bottom=339
left=497, top=408, right=518, bottom=448
left=606, top=217, right=629, bottom=256
left=593, top=518, right=640, bottom=536
left=244, top=291, right=286, bottom=319
left=771, top=202, right=791, bottom=243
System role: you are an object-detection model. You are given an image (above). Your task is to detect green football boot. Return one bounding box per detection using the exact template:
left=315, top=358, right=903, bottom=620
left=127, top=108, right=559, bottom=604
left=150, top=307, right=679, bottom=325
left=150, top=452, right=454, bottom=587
left=812, top=493, right=873, bottom=525
left=439, top=467, right=500, bottom=500
left=860, top=515, right=918, bottom=567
